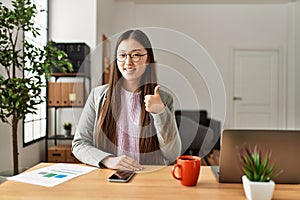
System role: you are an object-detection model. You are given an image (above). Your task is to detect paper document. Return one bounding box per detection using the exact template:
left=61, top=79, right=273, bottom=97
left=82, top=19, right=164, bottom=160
left=7, top=163, right=97, bottom=187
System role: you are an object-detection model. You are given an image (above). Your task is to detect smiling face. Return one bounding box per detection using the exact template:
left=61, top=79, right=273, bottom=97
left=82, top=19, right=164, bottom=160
left=116, top=38, right=149, bottom=87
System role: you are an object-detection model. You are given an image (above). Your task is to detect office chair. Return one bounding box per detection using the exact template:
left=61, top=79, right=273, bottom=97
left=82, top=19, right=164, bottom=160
left=175, top=114, right=214, bottom=158
left=175, top=110, right=221, bottom=151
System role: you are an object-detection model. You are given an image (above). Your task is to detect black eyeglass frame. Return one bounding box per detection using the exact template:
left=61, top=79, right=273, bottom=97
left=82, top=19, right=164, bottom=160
left=116, top=53, right=148, bottom=62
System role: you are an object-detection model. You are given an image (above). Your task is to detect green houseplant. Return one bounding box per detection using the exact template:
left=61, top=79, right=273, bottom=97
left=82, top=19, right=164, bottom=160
left=63, top=122, right=72, bottom=137
left=238, top=145, right=282, bottom=200
left=0, top=0, right=72, bottom=175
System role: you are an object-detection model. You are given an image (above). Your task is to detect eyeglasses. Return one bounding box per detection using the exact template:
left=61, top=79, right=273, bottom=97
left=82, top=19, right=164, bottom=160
left=116, top=53, right=147, bottom=62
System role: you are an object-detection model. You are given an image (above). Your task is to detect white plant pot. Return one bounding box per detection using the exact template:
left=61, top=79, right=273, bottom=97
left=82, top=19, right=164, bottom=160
left=242, top=175, right=275, bottom=200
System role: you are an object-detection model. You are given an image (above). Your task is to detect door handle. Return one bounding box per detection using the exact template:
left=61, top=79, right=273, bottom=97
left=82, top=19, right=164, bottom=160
left=233, top=97, right=243, bottom=101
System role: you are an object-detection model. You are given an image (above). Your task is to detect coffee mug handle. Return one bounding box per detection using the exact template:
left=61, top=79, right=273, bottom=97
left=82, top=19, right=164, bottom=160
left=171, top=164, right=182, bottom=180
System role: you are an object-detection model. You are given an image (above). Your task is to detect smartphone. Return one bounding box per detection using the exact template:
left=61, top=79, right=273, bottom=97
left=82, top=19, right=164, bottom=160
left=107, top=169, right=135, bottom=183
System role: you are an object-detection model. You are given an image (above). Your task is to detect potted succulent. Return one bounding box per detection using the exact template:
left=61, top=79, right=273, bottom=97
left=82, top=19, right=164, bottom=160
left=63, top=122, right=72, bottom=137
left=238, top=145, right=282, bottom=200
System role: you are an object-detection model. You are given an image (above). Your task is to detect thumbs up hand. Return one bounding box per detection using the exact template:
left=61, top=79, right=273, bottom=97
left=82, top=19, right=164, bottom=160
left=144, top=85, right=165, bottom=114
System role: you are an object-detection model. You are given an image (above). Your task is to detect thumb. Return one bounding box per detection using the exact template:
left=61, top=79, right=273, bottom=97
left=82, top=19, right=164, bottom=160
left=154, top=85, right=160, bottom=96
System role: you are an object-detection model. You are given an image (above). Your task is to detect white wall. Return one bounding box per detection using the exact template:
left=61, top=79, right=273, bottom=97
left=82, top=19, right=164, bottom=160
left=97, top=0, right=116, bottom=42
left=49, top=0, right=97, bottom=48
left=49, top=0, right=99, bottom=87
left=102, top=2, right=295, bottom=128
left=295, top=1, right=300, bottom=128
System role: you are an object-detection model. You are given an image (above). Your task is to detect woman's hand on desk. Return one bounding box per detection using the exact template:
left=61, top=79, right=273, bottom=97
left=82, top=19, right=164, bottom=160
left=101, top=155, right=143, bottom=171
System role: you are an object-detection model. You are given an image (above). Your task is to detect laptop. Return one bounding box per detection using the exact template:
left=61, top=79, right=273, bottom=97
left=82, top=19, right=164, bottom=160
left=212, top=129, right=300, bottom=184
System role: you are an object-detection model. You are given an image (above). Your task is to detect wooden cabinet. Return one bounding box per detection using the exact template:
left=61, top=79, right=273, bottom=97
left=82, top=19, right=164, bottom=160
left=48, top=82, right=84, bottom=107
left=48, top=145, right=80, bottom=163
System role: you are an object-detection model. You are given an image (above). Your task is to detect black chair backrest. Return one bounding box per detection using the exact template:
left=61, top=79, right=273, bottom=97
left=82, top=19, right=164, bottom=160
left=175, top=112, right=214, bottom=157
left=175, top=110, right=208, bottom=126
left=175, top=110, right=221, bottom=151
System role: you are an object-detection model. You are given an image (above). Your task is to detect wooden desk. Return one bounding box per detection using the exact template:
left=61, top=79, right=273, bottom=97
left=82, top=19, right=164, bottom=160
left=0, top=163, right=299, bottom=199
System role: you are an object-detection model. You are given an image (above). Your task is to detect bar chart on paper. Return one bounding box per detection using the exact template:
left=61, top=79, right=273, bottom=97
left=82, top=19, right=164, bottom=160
left=8, top=163, right=96, bottom=187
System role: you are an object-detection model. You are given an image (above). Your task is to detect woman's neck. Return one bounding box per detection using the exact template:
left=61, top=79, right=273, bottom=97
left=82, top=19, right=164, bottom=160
left=122, top=80, right=140, bottom=93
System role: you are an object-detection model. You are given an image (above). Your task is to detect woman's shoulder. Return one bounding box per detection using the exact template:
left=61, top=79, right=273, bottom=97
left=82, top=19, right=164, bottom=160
left=159, top=88, right=173, bottom=102
left=89, top=84, right=109, bottom=109
left=90, top=84, right=109, bottom=103
left=93, top=84, right=109, bottom=95
left=159, top=88, right=171, bottom=96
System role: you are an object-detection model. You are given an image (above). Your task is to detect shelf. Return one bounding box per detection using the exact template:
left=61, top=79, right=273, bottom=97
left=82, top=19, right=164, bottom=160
left=48, top=135, right=74, bottom=140
left=51, top=72, right=90, bottom=78
left=46, top=42, right=91, bottom=162
left=48, top=105, right=84, bottom=108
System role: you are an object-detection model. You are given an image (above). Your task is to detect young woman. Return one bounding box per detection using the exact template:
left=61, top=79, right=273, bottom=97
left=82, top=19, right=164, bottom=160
left=72, top=30, right=181, bottom=171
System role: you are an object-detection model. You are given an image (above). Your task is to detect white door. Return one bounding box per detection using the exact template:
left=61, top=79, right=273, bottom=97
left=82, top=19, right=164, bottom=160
left=233, top=49, right=281, bottom=129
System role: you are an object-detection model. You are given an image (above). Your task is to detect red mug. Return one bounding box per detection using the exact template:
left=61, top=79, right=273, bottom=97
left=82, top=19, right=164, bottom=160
left=171, top=155, right=201, bottom=186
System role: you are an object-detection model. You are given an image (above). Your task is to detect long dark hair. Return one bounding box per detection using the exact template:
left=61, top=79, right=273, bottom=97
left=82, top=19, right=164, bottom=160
left=95, top=30, right=162, bottom=164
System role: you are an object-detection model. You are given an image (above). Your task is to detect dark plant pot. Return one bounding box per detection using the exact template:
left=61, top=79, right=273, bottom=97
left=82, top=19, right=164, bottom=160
left=64, top=129, right=71, bottom=137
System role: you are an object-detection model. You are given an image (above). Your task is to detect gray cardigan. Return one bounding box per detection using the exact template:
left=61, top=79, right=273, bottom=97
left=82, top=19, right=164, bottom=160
left=72, top=85, right=181, bottom=167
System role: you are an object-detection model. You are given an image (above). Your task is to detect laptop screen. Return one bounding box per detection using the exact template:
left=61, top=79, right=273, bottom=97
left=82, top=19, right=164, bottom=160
left=218, top=129, right=300, bottom=184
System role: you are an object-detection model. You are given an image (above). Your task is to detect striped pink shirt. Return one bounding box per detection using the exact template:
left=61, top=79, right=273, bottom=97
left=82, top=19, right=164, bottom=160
left=116, top=87, right=141, bottom=162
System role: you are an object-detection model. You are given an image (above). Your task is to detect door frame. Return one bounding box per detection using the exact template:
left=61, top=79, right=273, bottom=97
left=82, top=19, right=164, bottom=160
left=230, top=47, right=286, bottom=129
